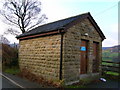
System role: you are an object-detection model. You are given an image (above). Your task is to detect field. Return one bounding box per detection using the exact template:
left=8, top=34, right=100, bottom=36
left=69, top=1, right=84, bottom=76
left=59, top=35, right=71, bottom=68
left=102, top=51, right=118, bottom=61
left=102, top=49, right=119, bottom=76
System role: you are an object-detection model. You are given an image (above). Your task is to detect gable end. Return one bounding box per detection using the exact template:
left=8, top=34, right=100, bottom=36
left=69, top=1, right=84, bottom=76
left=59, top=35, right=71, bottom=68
left=64, top=13, right=106, bottom=41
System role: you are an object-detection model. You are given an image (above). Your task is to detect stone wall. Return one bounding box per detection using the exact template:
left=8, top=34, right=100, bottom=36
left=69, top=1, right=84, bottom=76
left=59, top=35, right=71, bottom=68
left=19, top=18, right=103, bottom=85
left=63, top=18, right=102, bottom=85
left=19, top=35, right=61, bottom=81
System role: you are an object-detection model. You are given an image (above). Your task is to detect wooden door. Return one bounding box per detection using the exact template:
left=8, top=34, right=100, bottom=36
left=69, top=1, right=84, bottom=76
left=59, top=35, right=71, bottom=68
left=93, top=42, right=99, bottom=73
left=80, top=40, right=88, bottom=74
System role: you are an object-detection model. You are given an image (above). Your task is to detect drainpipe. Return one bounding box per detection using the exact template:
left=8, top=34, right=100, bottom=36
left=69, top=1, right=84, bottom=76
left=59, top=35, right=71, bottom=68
left=59, top=29, right=64, bottom=80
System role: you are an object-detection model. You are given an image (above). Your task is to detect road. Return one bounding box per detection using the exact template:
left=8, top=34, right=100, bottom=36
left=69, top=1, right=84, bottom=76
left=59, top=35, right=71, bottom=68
left=0, top=75, right=20, bottom=88
left=86, top=79, right=120, bottom=88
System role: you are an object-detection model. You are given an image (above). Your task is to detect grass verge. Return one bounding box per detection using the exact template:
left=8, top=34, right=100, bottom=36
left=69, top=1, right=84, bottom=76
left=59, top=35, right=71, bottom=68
left=4, top=67, right=20, bottom=75
left=106, top=71, right=119, bottom=76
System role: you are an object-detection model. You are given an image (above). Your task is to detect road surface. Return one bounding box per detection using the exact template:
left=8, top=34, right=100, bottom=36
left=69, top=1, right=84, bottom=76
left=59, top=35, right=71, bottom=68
left=0, top=75, right=20, bottom=88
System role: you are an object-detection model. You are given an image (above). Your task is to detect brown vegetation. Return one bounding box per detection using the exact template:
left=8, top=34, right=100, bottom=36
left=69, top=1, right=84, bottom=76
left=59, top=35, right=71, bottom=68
left=1, top=43, right=18, bottom=70
left=18, top=68, right=63, bottom=88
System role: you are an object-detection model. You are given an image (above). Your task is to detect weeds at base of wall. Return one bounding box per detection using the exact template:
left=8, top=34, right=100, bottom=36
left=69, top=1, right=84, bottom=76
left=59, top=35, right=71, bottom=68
left=65, top=78, right=101, bottom=88
left=18, top=68, right=64, bottom=88
left=76, top=77, right=100, bottom=86
left=79, top=78, right=101, bottom=85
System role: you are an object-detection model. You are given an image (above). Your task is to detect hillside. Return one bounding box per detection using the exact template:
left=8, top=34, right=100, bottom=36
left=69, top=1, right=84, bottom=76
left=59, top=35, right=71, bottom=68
left=102, top=45, right=119, bottom=62
left=102, top=47, right=111, bottom=50
left=102, top=45, right=120, bottom=52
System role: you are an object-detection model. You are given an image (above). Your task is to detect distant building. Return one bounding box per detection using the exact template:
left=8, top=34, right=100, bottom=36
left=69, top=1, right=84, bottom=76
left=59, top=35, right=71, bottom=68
left=16, top=12, right=106, bottom=85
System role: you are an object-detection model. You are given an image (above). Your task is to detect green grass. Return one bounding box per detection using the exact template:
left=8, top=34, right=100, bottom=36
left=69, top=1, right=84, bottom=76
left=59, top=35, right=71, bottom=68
left=102, top=57, right=113, bottom=61
left=110, top=53, right=118, bottom=57
left=102, top=51, right=119, bottom=77
left=106, top=71, right=119, bottom=76
left=102, top=51, right=118, bottom=58
left=4, top=67, right=20, bottom=75
left=102, top=62, right=119, bottom=67
left=102, top=62, right=113, bottom=65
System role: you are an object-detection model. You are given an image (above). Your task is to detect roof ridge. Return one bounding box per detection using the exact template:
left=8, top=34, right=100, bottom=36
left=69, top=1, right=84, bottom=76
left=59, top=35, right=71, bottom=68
left=45, top=12, right=89, bottom=24
left=16, top=12, right=93, bottom=39
left=27, top=12, right=90, bottom=32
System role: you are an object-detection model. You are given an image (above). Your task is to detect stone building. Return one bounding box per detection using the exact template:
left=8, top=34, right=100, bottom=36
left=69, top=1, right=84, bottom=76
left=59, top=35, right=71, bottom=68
left=16, top=12, right=106, bottom=85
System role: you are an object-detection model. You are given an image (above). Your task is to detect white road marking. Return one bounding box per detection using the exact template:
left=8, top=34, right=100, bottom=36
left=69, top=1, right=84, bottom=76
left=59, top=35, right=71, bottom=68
left=0, top=73, right=25, bottom=88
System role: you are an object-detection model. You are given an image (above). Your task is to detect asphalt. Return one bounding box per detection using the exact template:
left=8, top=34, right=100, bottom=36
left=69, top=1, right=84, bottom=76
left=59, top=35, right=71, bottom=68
left=86, top=79, right=120, bottom=88
left=2, top=73, right=43, bottom=88
left=1, top=73, right=120, bottom=89
left=2, top=76, right=20, bottom=88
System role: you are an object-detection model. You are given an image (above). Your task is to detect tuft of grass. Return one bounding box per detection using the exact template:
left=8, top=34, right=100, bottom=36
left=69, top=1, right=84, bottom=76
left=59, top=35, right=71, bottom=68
left=106, top=71, right=119, bottom=76
left=4, top=68, right=20, bottom=75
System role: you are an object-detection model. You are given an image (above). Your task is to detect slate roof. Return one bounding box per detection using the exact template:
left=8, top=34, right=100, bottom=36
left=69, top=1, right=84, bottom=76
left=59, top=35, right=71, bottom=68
left=16, top=13, right=87, bottom=38
left=16, top=12, right=106, bottom=40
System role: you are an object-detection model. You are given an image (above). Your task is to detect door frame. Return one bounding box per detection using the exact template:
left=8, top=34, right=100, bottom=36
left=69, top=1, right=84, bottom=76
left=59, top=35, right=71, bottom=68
left=92, top=41, right=99, bottom=73
left=80, top=39, right=89, bottom=74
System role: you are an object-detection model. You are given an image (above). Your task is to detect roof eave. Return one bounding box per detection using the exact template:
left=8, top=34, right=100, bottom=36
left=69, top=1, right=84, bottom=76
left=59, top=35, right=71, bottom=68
left=16, top=28, right=65, bottom=40
left=87, top=13, right=106, bottom=40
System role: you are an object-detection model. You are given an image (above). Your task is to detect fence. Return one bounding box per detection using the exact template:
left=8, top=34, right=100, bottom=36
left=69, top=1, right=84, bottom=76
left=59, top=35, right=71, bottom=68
left=101, top=61, right=120, bottom=76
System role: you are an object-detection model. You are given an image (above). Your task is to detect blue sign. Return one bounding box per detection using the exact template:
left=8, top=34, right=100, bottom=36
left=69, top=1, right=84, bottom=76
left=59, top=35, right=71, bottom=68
left=80, top=46, right=86, bottom=51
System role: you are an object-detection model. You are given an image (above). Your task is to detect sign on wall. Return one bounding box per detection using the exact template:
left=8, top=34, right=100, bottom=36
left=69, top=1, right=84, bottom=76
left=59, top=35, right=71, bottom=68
left=80, top=46, right=86, bottom=51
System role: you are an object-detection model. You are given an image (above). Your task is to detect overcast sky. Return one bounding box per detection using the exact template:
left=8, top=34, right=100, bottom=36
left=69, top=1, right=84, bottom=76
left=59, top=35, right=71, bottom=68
left=0, top=0, right=119, bottom=47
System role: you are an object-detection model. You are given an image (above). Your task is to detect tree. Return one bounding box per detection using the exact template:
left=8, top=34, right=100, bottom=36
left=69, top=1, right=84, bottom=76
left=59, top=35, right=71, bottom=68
left=4, top=28, right=21, bottom=36
left=0, top=35, right=10, bottom=44
left=0, top=0, right=47, bottom=34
